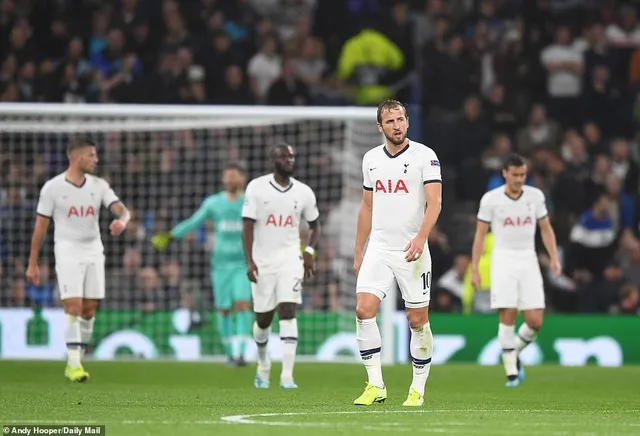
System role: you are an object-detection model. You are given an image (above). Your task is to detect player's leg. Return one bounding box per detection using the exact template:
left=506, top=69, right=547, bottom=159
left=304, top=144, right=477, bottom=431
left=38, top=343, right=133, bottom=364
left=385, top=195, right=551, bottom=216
left=78, top=257, right=106, bottom=380
left=276, top=302, right=298, bottom=388
left=212, top=269, right=235, bottom=364
left=56, top=259, right=89, bottom=382
left=79, top=299, right=99, bottom=358
left=515, top=264, right=546, bottom=381
left=353, top=250, right=393, bottom=405
left=498, top=308, right=519, bottom=387
left=231, top=267, right=253, bottom=366
left=251, top=274, right=278, bottom=388
left=490, top=257, right=520, bottom=387
left=394, top=251, right=433, bottom=407
left=273, top=262, right=304, bottom=389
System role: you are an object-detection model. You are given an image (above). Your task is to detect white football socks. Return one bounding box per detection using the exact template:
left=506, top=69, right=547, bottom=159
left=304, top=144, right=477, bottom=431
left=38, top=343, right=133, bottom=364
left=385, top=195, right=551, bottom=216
left=409, top=323, right=433, bottom=396
left=356, top=317, right=384, bottom=388
left=279, top=319, right=298, bottom=383
left=498, top=323, right=518, bottom=378
left=253, top=322, right=271, bottom=376
left=515, top=323, right=538, bottom=354
left=65, top=314, right=82, bottom=368
left=79, top=317, right=95, bottom=357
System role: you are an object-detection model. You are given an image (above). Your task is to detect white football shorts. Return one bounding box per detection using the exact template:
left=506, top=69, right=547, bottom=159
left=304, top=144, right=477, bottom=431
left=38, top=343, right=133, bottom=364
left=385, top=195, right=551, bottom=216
left=55, top=255, right=106, bottom=300
left=490, top=252, right=545, bottom=310
left=356, top=248, right=432, bottom=308
left=251, top=258, right=304, bottom=313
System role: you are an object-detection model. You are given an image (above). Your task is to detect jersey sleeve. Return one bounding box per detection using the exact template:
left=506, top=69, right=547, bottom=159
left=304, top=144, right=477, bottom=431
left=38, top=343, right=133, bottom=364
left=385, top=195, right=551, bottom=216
left=362, top=154, right=373, bottom=191
left=303, top=187, right=320, bottom=222
left=242, top=181, right=258, bottom=220
left=422, top=149, right=442, bottom=184
left=172, top=196, right=214, bottom=238
left=36, top=182, right=54, bottom=218
left=100, top=179, right=120, bottom=209
left=477, top=193, right=493, bottom=223
left=536, top=190, right=549, bottom=220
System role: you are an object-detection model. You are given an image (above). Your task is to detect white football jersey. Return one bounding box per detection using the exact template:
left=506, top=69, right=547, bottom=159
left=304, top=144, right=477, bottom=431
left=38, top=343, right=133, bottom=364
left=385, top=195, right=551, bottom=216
left=477, top=185, right=548, bottom=254
left=362, top=141, right=442, bottom=251
left=36, top=173, right=120, bottom=257
left=242, top=174, right=319, bottom=273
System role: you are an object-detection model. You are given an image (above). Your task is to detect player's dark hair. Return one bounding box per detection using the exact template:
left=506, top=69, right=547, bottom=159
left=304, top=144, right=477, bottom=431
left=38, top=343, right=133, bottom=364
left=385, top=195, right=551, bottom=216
left=67, top=136, right=96, bottom=155
left=376, top=99, right=408, bottom=124
left=502, top=154, right=526, bottom=171
left=224, top=161, right=246, bottom=174
left=269, top=143, right=293, bottom=160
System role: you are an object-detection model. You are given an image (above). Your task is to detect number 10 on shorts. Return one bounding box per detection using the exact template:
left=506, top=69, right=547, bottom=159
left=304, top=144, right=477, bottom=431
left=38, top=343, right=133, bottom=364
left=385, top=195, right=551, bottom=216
left=421, top=272, right=430, bottom=295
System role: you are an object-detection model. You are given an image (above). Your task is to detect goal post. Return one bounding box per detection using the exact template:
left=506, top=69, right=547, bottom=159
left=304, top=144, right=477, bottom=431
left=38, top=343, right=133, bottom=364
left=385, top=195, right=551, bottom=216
left=0, top=103, right=398, bottom=365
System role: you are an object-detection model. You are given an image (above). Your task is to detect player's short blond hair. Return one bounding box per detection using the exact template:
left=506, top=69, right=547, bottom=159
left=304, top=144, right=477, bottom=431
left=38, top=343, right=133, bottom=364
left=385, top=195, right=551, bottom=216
left=376, top=99, right=408, bottom=124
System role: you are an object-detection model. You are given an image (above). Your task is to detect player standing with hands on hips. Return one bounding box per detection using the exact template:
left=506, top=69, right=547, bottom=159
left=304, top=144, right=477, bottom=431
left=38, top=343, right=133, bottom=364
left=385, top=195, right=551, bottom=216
left=353, top=100, right=443, bottom=407
left=26, top=137, right=131, bottom=382
left=242, top=144, right=321, bottom=389
left=471, top=154, right=561, bottom=387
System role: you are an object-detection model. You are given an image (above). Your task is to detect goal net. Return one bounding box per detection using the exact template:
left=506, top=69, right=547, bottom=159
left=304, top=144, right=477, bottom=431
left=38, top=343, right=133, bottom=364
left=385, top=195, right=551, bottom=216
left=0, top=103, right=399, bottom=363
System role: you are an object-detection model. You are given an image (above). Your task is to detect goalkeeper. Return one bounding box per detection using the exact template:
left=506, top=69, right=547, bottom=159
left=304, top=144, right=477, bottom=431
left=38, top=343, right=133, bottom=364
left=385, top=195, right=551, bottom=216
left=152, top=163, right=251, bottom=366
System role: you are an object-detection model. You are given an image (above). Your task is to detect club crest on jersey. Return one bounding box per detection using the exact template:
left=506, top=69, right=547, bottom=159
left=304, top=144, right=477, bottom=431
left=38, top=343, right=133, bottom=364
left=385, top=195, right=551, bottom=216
left=503, top=216, right=532, bottom=227
left=68, top=205, right=96, bottom=218
left=375, top=179, right=409, bottom=194
left=266, top=214, right=294, bottom=227
left=404, top=163, right=409, bottom=174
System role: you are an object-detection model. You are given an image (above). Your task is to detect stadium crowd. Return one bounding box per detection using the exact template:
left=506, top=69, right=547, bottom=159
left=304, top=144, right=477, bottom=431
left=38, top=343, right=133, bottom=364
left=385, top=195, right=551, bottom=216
left=0, top=0, right=639, bottom=317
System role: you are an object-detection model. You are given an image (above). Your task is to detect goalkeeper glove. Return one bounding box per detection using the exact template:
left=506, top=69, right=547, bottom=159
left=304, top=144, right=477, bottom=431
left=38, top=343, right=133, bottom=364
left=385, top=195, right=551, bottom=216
left=152, top=231, right=173, bottom=251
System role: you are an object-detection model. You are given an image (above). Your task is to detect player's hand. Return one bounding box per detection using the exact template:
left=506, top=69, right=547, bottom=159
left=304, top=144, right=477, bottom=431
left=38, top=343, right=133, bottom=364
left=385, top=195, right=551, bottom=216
left=303, top=251, right=315, bottom=279
left=152, top=231, right=173, bottom=251
left=471, top=268, right=481, bottom=289
left=549, top=258, right=562, bottom=278
left=109, top=219, right=127, bottom=235
left=26, top=264, right=40, bottom=285
left=353, top=251, right=364, bottom=277
left=247, top=261, right=259, bottom=283
left=404, top=235, right=427, bottom=262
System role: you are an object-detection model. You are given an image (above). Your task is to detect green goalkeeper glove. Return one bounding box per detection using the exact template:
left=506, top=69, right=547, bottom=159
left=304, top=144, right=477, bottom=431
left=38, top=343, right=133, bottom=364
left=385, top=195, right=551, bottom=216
left=152, top=231, right=173, bottom=251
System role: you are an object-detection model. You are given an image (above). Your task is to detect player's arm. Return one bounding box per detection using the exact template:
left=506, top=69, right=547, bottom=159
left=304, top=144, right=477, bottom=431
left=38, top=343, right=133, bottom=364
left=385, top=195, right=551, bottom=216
left=101, top=180, right=130, bottom=235
left=27, top=216, right=50, bottom=278
left=535, top=191, right=561, bottom=276
left=538, top=216, right=561, bottom=275
left=418, top=181, right=442, bottom=240
left=355, top=190, right=372, bottom=254
left=172, top=200, right=212, bottom=239
left=471, top=194, right=492, bottom=288
left=405, top=154, right=443, bottom=261
left=353, top=189, right=372, bottom=275
left=241, top=182, right=259, bottom=282
left=302, top=188, right=321, bottom=278
left=471, top=220, right=490, bottom=272
left=355, top=154, right=374, bottom=263
left=152, top=198, right=212, bottom=251
left=110, top=201, right=131, bottom=225
left=27, top=184, right=53, bottom=284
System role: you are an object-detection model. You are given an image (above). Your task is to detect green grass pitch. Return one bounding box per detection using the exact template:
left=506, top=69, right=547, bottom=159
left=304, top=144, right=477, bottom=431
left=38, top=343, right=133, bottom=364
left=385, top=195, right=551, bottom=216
left=1, top=361, right=638, bottom=436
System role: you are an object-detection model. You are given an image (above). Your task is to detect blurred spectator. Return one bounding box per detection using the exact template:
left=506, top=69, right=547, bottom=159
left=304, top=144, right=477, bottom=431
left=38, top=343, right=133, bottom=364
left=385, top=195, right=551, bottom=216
left=540, top=25, right=584, bottom=128
left=266, top=57, right=309, bottom=105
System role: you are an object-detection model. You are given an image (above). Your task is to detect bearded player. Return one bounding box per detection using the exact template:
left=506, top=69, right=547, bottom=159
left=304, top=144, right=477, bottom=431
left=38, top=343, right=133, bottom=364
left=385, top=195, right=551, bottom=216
left=26, top=136, right=131, bottom=382
left=353, top=100, right=442, bottom=407
left=152, top=163, right=252, bottom=367
left=242, top=144, right=321, bottom=389
left=471, top=154, right=561, bottom=387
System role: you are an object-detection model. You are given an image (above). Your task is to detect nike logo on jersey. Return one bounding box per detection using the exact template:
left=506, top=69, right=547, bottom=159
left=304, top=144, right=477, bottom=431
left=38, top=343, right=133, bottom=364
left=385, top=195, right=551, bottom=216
left=369, top=167, right=377, bottom=171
